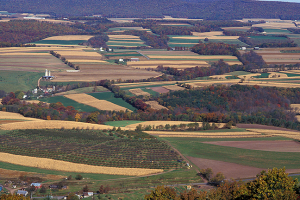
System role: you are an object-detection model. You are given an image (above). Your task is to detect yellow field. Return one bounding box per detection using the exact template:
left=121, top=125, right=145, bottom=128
left=64, top=94, right=131, bottom=112
left=54, top=51, right=102, bottom=57
left=247, top=129, right=300, bottom=140
left=43, top=35, right=94, bottom=41
left=129, top=88, right=150, bottom=96
left=67, top=59, right=106, bottom=63
left=0, top=53, right=50, bottom=56
left=147, top=55, right=238, bottom=59
left=0, top=119, right=115, bottom=130
left=127, top=60, right=208, bottom=65
left=0, top=111, right=41, bottom=121
left=238, top=81, right=300, bottom=88
left=0, top=152, right=162, bottom=176
left=108, top=35, right=140, bottom=39
left=108, top=41, right=144, bottom=44
left=172, top=35, right=239, bottom=40
left=107, top=38, right=142, bottom=41
left=192, top=31, right=224, bottom=37
left=145, top=101, right=168, bottom=110
left=130, top=65, right=209, bottom=69
left=226, top=61, right=243, bottom=65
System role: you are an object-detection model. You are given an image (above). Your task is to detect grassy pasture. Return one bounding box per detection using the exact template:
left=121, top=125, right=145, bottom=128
left=163, top=137, right=300, bottom=169
left=55, top=86, right=108, bottom=95
left=40, top=96, right=98, bottom=112
left=88, top=92, right=137, bottom=111
left=104, top=120, right=145, bottom=127
left=0, top=70, right=44, bottom=92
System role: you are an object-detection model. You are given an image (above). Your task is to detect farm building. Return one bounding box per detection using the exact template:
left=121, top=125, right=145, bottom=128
left=254, top=47, right=260, bottom=50
left=31, top=183, right=42, bottom=189
left=17, top=190, right=28, bottom=196
left=131, top=58, right=140, bottom=62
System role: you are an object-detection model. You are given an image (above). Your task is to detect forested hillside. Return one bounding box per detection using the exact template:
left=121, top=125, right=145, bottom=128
left=0, top=20, right=82, bottom=47
left=1, top=0, right=300, bottom=19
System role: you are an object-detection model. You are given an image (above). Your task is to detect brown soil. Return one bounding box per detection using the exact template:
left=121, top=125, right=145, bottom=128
left=204, top=140, right=300, bottom=152
left=237, top=124, right=300, bottom=132
left=187, top=156, right=300, bottom=179
left=187, top=156, right=264, bottom=179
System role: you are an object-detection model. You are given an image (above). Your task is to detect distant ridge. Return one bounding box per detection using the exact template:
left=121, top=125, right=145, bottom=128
left=1, top=0, right=300, bottom=19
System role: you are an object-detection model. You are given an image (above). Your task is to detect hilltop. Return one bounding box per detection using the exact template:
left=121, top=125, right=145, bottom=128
left=1, top=0, right=300, bottom=19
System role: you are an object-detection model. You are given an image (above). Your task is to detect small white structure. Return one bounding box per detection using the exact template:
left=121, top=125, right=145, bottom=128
left=100, top=47, right=104, bottom=51
left=33, top=88, right=38, bottom=94
left=254, top=47, right=260, bottom=50
left=241, top=47, right=246, bottom=50
left=119, top=58, right=124, bottom=62
left=131, top=58, right=140, bottom=62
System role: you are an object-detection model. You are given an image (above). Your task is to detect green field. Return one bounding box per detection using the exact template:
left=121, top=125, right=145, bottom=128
left=32, top=40, right=87, bottom=45
left=162, top=136, right=300, bottom=169
left=40, top=96, right=98, bottom=112
left=224, top=71, right=253, bottom=76
left=104, top=120, right=144, bottom=127
left=264, top=29, right=291, bottom=33
left=88, top=92, right=137, bottom=111
left=0, top=70, right=44, bottom=92
left=249, top=35, right=288, bottom=40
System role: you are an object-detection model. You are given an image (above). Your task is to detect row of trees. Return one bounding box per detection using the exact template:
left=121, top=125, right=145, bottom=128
left=50, top=51, right=80, bottom=70
left=145, top=168, right=300, bottom=200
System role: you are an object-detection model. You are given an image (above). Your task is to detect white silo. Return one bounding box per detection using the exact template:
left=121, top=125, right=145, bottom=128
left=48, top=70, right=51, bottom=76
left=45, top=69, right=48, bottom=76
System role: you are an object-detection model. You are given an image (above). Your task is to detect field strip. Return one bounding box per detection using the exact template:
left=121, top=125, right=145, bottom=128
left=43, top=35, right=94, bottom=40
left=129, top=88, right=150, bottom=96
left=127, top=60, right=208, bottom=65
left=64, top=94, right=131, bottom=112
left=0, top=152, right=163, bottom=176
left=246, top=129, right=300, bottom=140
left=107, top=38, right=142, bottom=41
left=0, top=120, right=117, bottom=130
left=155, top=135, right=267, bottom=138
left=67, top=59, right=107, bottom=63
left=0, top=111, right=42, bottom=121
left=226, top=61, right=243, bottom=65
left=147, top=55, right=238, bottom=59
left=171, top=36, right=239, bottom=40
left=108, top=41, right=144, bottom=44
left=55, top=51, right=102, bottom=57
left=0, top=53, right=50, bottom=56
left=145, top=131, right=261, bottom=136
left=108, top=35, right=140, bottom=39
left=239, top=81, right=300, bottom=88
left=192, top=31, right=224, bottom=36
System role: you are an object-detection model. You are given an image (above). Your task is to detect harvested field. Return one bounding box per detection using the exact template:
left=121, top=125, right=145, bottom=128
left=204, top=140, right=300, bottom=152
left=129, top=88, right=150, bottom=96
left=0, top=168, right=65, bottom=180
left=0, top=152, right=162, bottom=176
left=172, top=36, right=239, bottom=40
left=236, top=124, right=300, bottom=131
left=127, top=60, right=208, bottom=65
left=291, top=104, right=300, bottom=113
left=108, top=35, right=140, bottom=39
left=147, top=55, right=238, bottom=59
left=145, top=101, right=168, bottom=110
left=163, top=85, right=186, bottom=91
left=0, top=111, right=41, bottom=121
left=140, top=51, right=199, bottom=56
left=68, top=59, right=106, bottom=63
left=187, top=156, right=265, bottom=179
left=0, top=120, right=115, bottom=130
left=148, top=87, right=169, bottom=93
left=247, top=129, right=300, bottom=140
left=64, top=93, right=131, bottom=112
left=24, top=100, right=50, bottom=106
left=131, top=65, right=209, bottom=69
left=0, top=120, right=24, bottom=124
left=238, top=81, right=300, bottom=88
left=226, top=61, right=243, bottom=65
left=43, top=35, right=93, bottom=40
